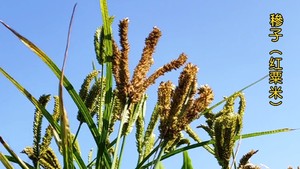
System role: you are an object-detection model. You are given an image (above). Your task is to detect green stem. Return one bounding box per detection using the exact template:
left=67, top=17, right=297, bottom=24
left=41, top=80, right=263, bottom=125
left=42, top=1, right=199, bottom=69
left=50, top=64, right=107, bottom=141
left=111, top=101, right=129, bottom=169
left=153, top=142, right=167, bottom=169
left=117, top=136, right=127, bottom=169
left=135, top=142, right=161, bottom=169
left=201, top=75, right=268, bottom=116
left=0, top=137, right=30, bottom=169
left=141, top=140, right=213, bottom=169
left=72, top=122, right=82, bottom=146
left=98, top=64, right=105, bottom=132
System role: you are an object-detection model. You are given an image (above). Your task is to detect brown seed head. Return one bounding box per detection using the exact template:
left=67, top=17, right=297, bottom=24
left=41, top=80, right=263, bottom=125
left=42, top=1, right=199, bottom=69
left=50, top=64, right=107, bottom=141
left=131, top=27, right=162, bottom=94
left=188, top=84, right=214, bottom=119
left=170, top=63, right=198, bottom=118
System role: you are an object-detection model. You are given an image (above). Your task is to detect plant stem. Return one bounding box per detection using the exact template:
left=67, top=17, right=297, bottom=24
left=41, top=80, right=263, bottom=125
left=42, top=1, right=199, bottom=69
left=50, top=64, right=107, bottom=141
left=153, top=141, right=167, bottom=169
left=111, top=101, right=129, bottom=169
left=73, top=122, right=82, bottom=146
left=98, top=64, right=105, bottom=132
left=135, top=143, right=161, bottom=169
left=117, top=135, right=127, bottom=169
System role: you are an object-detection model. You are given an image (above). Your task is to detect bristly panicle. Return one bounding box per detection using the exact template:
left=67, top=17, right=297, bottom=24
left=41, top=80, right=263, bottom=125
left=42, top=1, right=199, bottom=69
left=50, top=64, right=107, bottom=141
left=171, top=63, right=198, bottom=119
left=112, top=40, right=123, bottom=98
left=109, top=91, right=124, bottom=134
left=157, top=81, right=174, bottom=139
left=158, top=63, right=214, bottom=142
left=112, top=18, right=131, bottom=102
left=130, top=26, right=161, bottom=92
left=213, top=92, right=246, bottom=169
left=238, top=150, right=259, bottom=169
left=22, top=146, right=62, bottom=169
left=112, top=19, right=187, bottom=104
left=119, top=18, right=130, bottom=66
left=40, top=96, right=60, bottom=154
left=24, top=95, right=62, bottom=168
left=135, top=108, right=145, bottom=155
left=186, top=84, right=214, bottom=122
left=157, top=81, right=174, bottom=125
left=78, top=70, right=99, bottom=103
left=33, top=94, right=51, bottom=164
left=139, top=53, right=187, bottom=98
left=77, top=71, right=105, bottom=123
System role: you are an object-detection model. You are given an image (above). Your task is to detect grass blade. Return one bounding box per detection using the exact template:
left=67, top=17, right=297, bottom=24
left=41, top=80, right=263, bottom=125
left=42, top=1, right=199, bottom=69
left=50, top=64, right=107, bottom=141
left=141, top=127, right=295, bottom=168
left=0, top=67, right=86, bottom=168
left=0, top=20, right=100, bottom=145
left=202, top=75, right=268, bottom=116
left=3, top=155, right=34, bottom=169
left=58, top=4, right=77, bottom=169
left=240, top=128, right=295, bottom=139
left=95, top=0, right=114, bottom=168
left=181, top=151, right=194, bottom=169
left=0, top=152, right=14, bottom=169
left=140, top=140, right=213, bottom=169
left=0, top=68, right=60, bottom=133
left=0, top=137, right=30, bottom=169
left=156, top=162, right=165, bottom=169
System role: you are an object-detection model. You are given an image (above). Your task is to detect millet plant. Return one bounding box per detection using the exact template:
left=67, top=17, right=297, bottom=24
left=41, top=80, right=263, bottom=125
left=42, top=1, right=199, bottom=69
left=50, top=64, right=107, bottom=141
left=0, top=1, right=295, bottom=169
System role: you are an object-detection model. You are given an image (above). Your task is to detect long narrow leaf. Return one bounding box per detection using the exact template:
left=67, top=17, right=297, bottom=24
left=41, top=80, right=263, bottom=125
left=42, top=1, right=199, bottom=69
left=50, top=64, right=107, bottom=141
left=0, top=68, right=60, bottom=133
left=0, top=152, right=13, bottom=169
left=0, top=20, right=100, bottom=144
left=3, top=155, right=34, bottom=169
left=1, top=19, right=95, bottom=168
left=0, top=137, right=29, bottom=169
left=156, top=162, right=165, bottom=169
left=73, top=149, right=87, bottom=169
left=0, top=67, right=86, bottom=168
left=141, top=127, right=295, bottom=168
left=96, top=0, right=114, bottom=168
left=58, top=4, right=77, bottom=169
left=240, top=128, right=295, bottom=139
left=202, top=75, right=268, bottom=116
left=181, top=151, right=194, bottom=169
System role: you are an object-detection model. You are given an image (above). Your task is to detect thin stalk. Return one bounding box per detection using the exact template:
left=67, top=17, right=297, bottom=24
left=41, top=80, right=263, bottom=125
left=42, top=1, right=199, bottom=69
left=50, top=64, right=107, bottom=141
left=201, top=75, right=268, bottom=116
left=117, top=135, right=127, bottom=169
left=2, top=155, right=34, bottom=169
left=59, top=4, right=77, bottom=169
left=111, top=101, right=129, bottom=169
left=98, top=64, right=105, bottom=132
left=108, top=137, right=117, bottom=148
left=136, top=138, right=162, bottom=169
left=141, top=140, right=213, bottom=169
left=230, top=136, right=242, bottom=169
left=0, top=153, right=13, bottom=169
left=72, top=122, right=83, bottom=146
left=153, top=141, right=167, bottom=169
left=136, top=144, right=160, bottom=169
left=0, top=137, right=29, bottom=169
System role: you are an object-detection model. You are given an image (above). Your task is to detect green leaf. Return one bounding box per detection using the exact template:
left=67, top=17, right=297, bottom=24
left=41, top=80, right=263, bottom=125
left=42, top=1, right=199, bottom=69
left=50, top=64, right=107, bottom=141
left=181, top=151, right=194, bottom=169
left=240, top=128, right=295, bottom=139
left=58, top=4, right=78, bottom=169
left=33, top=94, right=51, bottom=163
left=0, top=68, right=60, bottom=135
left=0, top=137, right=30, bottom=169
left=0, top=20, right=100, bottom=146
left=156, top=162, right=165, bottom=169
left=2, top=155, right=34, bottom=169
left=0, top=152, right=13, bottom=169
left=0, top=19, right=101, bottom=168
left=201, top=75, right=268, bottom=116
left=0, top=68, right=86, bottom=169
left=140, top=127, right=295, bottom=169
left=96, top=0, right=115, bottom=168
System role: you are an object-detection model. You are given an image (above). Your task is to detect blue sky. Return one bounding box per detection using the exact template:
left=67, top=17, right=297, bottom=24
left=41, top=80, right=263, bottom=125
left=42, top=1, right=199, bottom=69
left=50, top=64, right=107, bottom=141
left=1, top=1, right=300, bottom=168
